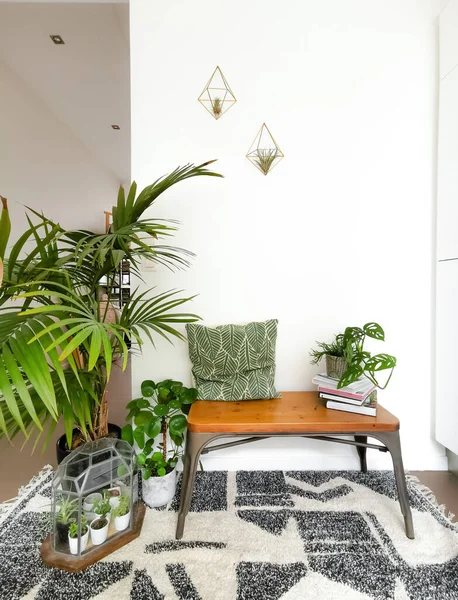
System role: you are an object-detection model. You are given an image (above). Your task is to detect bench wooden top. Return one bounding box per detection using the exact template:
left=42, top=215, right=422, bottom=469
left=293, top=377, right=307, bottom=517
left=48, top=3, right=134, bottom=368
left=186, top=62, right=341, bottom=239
left=187, top=391, right=399, bottom=433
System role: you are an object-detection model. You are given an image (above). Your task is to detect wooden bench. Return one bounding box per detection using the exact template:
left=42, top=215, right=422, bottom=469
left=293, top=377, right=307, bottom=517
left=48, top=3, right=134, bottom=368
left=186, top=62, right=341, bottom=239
left=176, top=391, right=414, bottom=539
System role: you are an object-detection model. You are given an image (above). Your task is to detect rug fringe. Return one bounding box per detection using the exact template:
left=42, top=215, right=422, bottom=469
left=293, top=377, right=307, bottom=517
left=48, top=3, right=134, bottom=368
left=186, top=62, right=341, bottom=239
left=0, top=464, right=53, bottom=525
left=407, top=473, right=456, bottom=524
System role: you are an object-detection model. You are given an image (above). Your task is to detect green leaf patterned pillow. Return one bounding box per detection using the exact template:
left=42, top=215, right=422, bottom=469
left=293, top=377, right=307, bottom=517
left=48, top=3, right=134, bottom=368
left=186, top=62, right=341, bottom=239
left=186, top=319, right=280, bottom=401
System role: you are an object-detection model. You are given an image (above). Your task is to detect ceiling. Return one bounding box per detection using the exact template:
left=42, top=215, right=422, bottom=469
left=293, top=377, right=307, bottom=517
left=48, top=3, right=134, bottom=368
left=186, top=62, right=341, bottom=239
left=0, top=2, right=130, bottom=183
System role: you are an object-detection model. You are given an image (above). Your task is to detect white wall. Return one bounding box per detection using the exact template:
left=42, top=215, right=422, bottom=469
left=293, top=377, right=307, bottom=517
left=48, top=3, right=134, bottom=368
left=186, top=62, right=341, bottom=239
left=0, top=58, right=119, bottom=235
left=130, top=0, right=446, bottom=470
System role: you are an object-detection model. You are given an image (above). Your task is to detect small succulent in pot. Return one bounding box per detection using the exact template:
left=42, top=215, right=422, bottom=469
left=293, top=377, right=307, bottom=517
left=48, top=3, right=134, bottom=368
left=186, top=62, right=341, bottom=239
left=112, top=495, right=131, bottom=532
left=93, top=494, right=112, bottom=523
left=56, top=496, right=78, bottom=544
left=90, top=516, right=109, bottom=545
left=68, top=515, right=89, bottom=555
left=83, top=492, right=103, bottom=522
left=107, top=486, right=121, bottom=509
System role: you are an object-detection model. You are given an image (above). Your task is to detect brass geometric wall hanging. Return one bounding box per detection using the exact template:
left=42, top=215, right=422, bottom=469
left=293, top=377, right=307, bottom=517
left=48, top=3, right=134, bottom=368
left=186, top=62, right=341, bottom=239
left=246, top=123, right=284, bottom=175
left=198, top=66, right=236, bottom=120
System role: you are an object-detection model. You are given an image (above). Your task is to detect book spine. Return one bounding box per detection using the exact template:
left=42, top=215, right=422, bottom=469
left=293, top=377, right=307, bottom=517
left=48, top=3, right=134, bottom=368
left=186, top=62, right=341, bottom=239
left=319, top=393, right=362, bottom=406
left=325, top=401, right=376, bottom=417
left=318, top=386, right=371, bottom=400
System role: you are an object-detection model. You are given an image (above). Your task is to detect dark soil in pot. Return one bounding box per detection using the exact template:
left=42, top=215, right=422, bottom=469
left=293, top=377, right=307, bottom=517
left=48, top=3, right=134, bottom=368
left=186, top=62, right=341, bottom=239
left=56, top=423, right=122, bottom=464
left=91, top=518, right=108, bottom=530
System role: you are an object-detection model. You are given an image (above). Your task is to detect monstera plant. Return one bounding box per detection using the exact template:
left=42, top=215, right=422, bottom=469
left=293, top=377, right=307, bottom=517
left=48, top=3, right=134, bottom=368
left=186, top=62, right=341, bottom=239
left=0, top=161, right=221, bottom=452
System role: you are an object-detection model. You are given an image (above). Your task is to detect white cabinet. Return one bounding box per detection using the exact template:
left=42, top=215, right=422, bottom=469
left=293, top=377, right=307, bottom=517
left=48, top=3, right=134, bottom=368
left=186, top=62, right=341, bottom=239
left=437, top=67, right=458, bottom=261
left=440, top=0, right=458, bottom=79
left=436, top=260, right=458, bottom=454
left=437, top=0, right=458, bottom=453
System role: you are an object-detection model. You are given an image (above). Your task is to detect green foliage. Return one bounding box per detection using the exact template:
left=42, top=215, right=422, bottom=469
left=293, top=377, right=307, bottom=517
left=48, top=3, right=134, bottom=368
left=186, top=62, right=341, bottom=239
left=253, top=149, right=278, bottom=175
left=68, top=514, right=88, bottom=538
left=93, top=495, right=111, bottom=518
left=310, top=322, right=396, bottom=390
left=0, top=161, right=222, bottom=450
left=57, top=496, right=79, bottom=524
left=310, top=335, right=351, bottom=364
left=122, top=379, right=197, bottom=479
left=211, top=97, right=223, bottom=117
left=0, top=196, right=11, bottom=261
left=112, top=495, right=130, bottom=518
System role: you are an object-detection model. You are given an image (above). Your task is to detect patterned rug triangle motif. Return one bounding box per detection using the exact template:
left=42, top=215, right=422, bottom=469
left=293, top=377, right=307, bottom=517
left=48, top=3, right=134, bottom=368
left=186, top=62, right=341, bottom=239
left=367, top=512, right=458, bottom=600
left=237, top=509, right=293, bottom=535
left=130, top=569, right=164, bottom=600
left=35, top=561, right=133, bottom=600
left=166, top=564, right=202, bottom=600
left=236, top=562, right=307, bottom=600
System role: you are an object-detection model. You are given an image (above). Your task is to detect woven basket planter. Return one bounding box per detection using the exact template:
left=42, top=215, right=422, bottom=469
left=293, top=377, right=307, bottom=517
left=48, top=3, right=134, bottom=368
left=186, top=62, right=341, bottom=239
left=325, top=355, right=347, bottom=379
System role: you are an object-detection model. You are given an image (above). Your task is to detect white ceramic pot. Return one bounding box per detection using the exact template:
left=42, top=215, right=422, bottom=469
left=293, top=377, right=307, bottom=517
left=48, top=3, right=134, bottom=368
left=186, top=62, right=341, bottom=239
left=90, top=517, right=109, bottom=545
left=142, top=469, right=177, bottom=508
left=107, top=487, right=121, bottom=509
left=94, top=511, right=111, bottom=524
left=83, top=493, right=102, bottom=513
left=114, top=510, right=131, bottom=532
left=68, top=528, right=89, bottom=555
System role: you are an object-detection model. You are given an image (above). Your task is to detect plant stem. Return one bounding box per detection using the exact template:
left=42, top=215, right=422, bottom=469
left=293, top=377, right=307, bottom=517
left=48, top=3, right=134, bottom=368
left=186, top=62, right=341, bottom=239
left=161, top=418, right=167, bottom=461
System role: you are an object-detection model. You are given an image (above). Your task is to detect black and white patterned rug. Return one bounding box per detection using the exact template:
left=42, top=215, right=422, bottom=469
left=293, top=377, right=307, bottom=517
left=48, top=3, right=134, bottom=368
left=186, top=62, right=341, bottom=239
left=1, top=467, right=458, bottom=600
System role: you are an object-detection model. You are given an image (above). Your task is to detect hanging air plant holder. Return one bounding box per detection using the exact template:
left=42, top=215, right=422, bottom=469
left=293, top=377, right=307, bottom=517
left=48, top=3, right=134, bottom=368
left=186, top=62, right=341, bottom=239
left=198, top=66, right=236, bottom=120
left=246, top=123, right=284, bottom=175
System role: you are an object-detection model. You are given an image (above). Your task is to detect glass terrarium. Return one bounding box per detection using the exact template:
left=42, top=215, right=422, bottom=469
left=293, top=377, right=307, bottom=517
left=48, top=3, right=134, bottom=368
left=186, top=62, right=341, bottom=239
left=50, top=438, right=139, bottom=559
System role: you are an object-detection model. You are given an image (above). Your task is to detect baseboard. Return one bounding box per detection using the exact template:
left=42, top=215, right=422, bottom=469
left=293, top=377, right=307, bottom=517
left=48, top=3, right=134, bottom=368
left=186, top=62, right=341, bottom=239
left=196, top=453, right=449, bottom=472
left=447, top=449, right=458, bottom=476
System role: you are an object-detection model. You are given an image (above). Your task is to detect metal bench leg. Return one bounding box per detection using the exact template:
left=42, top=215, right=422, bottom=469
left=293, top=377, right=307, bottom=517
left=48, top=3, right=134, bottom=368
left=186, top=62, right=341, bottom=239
left=176, top=431, right=215, bottom=539
left=354, top=435, right=368, bottom=473
left=375, top=431, right=414, bottom=539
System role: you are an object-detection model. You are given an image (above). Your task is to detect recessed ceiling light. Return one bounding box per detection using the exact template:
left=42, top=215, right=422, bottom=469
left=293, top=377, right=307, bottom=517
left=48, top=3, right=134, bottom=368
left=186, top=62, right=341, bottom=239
left=50, top=34, right=65, bottom=45
left=111, top=125, right=120, bottom=130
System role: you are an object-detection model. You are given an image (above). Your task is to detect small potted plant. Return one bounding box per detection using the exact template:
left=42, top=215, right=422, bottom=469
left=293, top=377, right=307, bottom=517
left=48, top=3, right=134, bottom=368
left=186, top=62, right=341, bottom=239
left=56, top=496, right=78, bottom=545
left=311, top=322, right=397, bottom=389
left=310, top=334, right=351, bottom=379
left=83, top=492, right=103, bottom=522
left=112, top=495, right=131, bottom=532
left=68, top=515, right=89, bottom=555
left=93, top=494, right=112, bottom=523
left=89, top=515, right=109, bottom=546
left=106, top=486, right=121, bottom=509
left=122, top=379, right=198, bottom=507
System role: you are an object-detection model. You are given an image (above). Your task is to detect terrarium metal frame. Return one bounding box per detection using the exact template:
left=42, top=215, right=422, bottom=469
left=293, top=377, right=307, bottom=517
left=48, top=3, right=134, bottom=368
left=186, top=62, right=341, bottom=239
left=198, top=66, right=236, bottom=120
left=41, top=438, right=145, bottom=572
left=246, top=123, right=284, bottom=175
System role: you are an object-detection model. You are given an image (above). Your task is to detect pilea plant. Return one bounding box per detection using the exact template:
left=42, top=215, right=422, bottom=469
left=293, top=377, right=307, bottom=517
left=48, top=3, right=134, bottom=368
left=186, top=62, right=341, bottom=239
left=311, top=322, right=397, bottom=389
left=122, top=379, right=198, bottom=478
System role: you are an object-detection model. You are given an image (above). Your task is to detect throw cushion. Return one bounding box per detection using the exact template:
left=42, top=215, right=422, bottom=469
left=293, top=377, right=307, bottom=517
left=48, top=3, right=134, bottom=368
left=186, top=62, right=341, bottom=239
left=186, top=319, right=280, bottom=401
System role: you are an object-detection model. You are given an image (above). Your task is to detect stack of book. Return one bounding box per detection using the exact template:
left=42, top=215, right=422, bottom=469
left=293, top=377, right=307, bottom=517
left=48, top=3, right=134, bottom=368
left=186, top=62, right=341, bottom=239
left=312, top=374, right=378, bottom=416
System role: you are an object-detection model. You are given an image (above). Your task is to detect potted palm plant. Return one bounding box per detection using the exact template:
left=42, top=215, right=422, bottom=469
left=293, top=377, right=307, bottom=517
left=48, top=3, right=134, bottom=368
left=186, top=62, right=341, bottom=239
left=0, top=162, right=221, bottom=461
left=122, top=379, right=198, bottom=507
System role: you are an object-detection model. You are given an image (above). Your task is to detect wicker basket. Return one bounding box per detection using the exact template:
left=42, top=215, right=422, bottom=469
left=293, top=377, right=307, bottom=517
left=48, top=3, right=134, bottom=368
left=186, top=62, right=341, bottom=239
left=325, top=355, right=347, bottom=379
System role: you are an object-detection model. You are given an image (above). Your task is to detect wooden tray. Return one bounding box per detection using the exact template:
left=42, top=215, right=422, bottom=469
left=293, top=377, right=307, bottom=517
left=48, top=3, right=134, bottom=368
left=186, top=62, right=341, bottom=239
left=41, top=503, right=146, bottom=572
